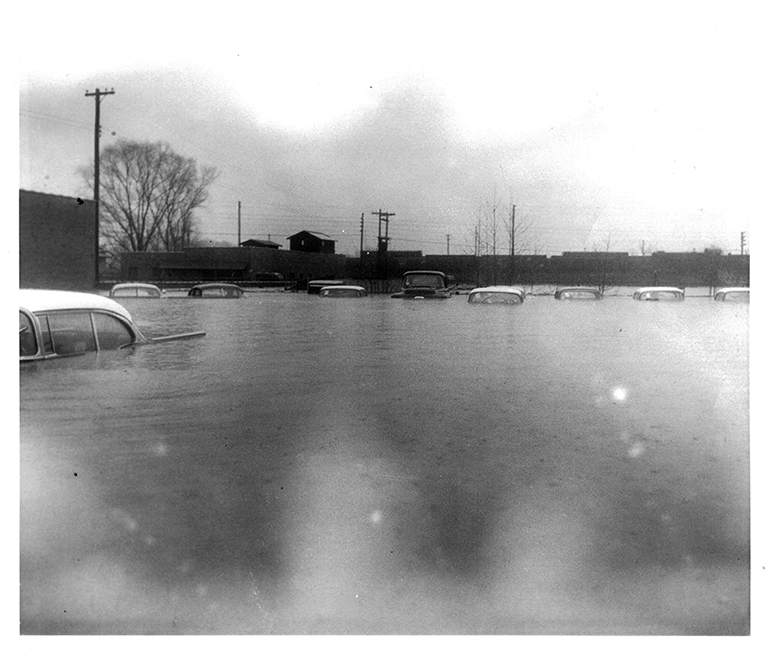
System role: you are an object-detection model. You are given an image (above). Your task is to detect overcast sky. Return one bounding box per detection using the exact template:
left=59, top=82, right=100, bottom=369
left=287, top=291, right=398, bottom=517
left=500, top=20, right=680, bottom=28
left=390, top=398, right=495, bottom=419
left=17, top=1, right=767, bottom=256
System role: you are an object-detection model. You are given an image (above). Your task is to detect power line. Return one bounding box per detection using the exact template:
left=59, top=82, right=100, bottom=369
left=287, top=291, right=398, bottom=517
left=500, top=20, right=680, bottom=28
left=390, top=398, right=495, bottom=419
left=20, top=108, right=93, bottom=130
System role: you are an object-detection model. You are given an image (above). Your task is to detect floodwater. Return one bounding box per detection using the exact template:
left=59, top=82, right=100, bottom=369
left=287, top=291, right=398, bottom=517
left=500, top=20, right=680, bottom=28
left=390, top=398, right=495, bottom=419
left=20, top=291, right=749, bottom=634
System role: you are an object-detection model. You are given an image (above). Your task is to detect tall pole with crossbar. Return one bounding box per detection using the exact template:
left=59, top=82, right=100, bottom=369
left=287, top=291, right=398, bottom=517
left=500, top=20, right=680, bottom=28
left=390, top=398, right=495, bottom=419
left=85, top=87, right=115, bottom=287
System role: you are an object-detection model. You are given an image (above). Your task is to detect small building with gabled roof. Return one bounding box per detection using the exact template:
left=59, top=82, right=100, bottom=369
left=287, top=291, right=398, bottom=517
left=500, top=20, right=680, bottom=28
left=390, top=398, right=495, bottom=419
left=287, top=230, right=336, bottom=254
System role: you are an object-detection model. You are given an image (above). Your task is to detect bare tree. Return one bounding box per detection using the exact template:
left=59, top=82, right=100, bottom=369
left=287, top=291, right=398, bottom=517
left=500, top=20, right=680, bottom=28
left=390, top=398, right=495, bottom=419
left=80, top=140, right=218, bottom=254
left=587, top=235, right=619, bottom=294
left=631, top=239, right=655, bottom=256
left=460, top=188, right=537, bottom=286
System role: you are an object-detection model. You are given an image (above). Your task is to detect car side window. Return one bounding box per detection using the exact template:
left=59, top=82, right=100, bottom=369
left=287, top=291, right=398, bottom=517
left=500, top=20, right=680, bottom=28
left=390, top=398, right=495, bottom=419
left=46, top=312, right=97, bottom=356
left=19, top=312, right=37, bottom=357
left=93, top=312, right=135, bottom=350
left=37, top=315, right=54, bottom=354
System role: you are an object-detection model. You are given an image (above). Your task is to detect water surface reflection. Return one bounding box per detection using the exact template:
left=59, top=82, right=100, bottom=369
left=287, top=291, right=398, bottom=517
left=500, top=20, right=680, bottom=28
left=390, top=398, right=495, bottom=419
left=20, top=293, right=749, bottom=633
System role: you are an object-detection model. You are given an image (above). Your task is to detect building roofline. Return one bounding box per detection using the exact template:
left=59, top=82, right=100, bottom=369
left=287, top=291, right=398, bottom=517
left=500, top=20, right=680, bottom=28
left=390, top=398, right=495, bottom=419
left=20, top=188, right=94, bottom=203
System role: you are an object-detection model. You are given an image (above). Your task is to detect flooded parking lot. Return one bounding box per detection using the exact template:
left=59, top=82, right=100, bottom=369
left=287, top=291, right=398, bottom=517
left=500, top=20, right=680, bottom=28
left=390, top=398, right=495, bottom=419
left=20, top=290, right=749, bottom=634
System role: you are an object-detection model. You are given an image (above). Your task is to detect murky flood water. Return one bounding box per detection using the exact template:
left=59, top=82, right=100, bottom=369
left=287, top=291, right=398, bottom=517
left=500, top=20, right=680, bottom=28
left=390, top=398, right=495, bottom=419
left=20, top=291, right=749, bottom=634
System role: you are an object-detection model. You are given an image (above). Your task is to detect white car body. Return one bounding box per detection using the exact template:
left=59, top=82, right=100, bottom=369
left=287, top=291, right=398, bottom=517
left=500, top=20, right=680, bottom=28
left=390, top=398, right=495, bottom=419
left=633, top=286, right=685, bottom=301
left=319, top=285, right=368, bottom=297
left=109, top=282, right=163, bottom=298
left=468, top=286, right=526, bottom=304
left=714, top=287, right=749, bottom=302
left=554, top=287, right=603, bottom=300
left=20, top=289, right=145, bottom=361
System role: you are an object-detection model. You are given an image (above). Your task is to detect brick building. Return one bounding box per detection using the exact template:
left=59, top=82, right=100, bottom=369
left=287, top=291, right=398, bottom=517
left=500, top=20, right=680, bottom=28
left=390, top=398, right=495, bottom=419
left=19, top=190, right=97, bottom=290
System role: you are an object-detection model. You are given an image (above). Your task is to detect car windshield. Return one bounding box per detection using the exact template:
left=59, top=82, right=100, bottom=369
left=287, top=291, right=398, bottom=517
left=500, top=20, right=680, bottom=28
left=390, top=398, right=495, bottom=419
left=561, top=290, right=598, bottom=299
left=322, top=288, right=363, bottom=297
left=640, top=291, right=682, bottom=301
left=113, top=287, right=160, bottom=297
left=404, top=274, right=443, bottom=288
left=469, top=292, right=522, bottom=304
left=718, top=291, right=749, bottom=302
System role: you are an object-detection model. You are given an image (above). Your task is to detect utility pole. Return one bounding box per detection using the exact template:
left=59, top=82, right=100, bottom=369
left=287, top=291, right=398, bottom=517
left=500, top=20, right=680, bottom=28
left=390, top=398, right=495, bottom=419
left=446, top=234, right=450, bottom=255
left=360, top=213, right=365, bottom=258
left=510, top=203, right=516, bottom=283
left=371, top=209, right=395, bottom=278
left=740, top=231, right=746, bottom=255
left=85, top=87, right=115, bottom=287
left=237, top=201, right=242, bottom=245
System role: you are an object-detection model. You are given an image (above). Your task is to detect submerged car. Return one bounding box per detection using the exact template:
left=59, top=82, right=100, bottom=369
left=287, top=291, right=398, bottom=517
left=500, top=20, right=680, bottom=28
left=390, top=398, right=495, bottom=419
left=554, top=287, right=603, bottom=300
left=188, top=283, right=244, bottom=298
left=633, top=286, right=685, bottom=301
left=109, top=282, right=163, bottom=298
left=20, top=289, right=205, bottom=362
left=467, top=286, right=526, bottom=305
left=308, top=279, right=345, bottom=295
left=714, top=287, right=749, bottom=302
left=319, top=285, right=368, bottom=298
left=391, top=271, right=455, bottom=299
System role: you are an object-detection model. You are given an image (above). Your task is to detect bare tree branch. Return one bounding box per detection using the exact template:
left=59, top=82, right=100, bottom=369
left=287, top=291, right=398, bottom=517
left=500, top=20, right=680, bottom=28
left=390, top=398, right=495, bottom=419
left=79, top=140, right=218, bottom=257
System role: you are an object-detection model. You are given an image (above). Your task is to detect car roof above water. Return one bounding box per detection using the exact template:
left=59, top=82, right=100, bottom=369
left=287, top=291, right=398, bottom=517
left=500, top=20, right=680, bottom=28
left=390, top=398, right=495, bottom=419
left=110, top=282, right=162, bottom=295
left=20, top=289, right=134, bottom=321
left=469, top=285, right=525, bottom=295
left=634, top=286, right=684, bottom=294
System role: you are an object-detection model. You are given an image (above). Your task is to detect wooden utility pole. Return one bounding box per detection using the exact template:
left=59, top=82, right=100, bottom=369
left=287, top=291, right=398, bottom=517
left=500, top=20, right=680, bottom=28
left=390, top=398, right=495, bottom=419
left=85, top=87, right=115, bottom=287
left=509, top=203, right=516, bottom=283
left=360, top=213, right=364, bottom=258
left=237, top=201, right=242, bottom=245
left=446, top=234, right=450, bottom=255
left=371, top=209, right=395, bottom=278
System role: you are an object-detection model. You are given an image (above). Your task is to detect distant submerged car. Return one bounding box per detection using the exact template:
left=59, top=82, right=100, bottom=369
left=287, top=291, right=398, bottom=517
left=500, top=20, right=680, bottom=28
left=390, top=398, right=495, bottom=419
left=633, top=286, right=685, bottom=301
left=714, top=287, right=749, bottom=302
left=20, top=289, right=205, bottom=362
left=109, top=282, right=163, bottom=298
left=467, top=286, right=526, bottom=305
left=391, top=271, right=456, bottom=299
left=554, top=287, right=603, bottom=300
left=188, top=283, right=244, bottom=298
left=319, top=285, right=368, bottom=298
left=308, top=279, right=345, bottom=295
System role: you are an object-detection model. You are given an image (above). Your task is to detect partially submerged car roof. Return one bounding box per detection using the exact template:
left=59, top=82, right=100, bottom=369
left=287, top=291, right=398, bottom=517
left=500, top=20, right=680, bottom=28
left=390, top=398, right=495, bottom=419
left=469, top=285, right=525, bottom=295
left=634, top=286, right=684, bottom=294
left=715, top=287, right=749, bottom=295
left=189, top=283, right=242, bottom=290
left=110, top=282, right=162, bottom=294
left=20, top=289, right=134, bottom=322
left=404, top=270, right=446, bottom=277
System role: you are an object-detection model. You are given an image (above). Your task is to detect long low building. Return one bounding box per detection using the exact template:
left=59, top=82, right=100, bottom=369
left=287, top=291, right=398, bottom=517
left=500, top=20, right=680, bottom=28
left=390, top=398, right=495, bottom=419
left=119, top=246, right=749, bottom=290
left=120, top=246, right=347, bottom=285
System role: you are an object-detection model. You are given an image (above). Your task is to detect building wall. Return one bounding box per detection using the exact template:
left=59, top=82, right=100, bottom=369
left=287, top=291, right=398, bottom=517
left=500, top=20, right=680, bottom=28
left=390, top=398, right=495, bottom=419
left=345, top=252, right=749, bottom=288
left=121, top=247, right=347, bottom=284
left=19, top=190, right=96, bottom=290
left=288, top=232, right=335, bottom=254
left=119, top=244, right=749, bottom=290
